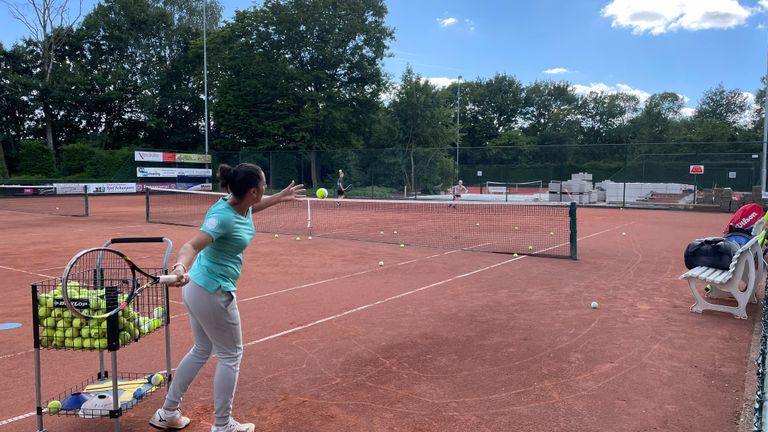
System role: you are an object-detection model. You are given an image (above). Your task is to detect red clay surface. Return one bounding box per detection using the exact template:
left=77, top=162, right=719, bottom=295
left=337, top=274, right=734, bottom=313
left=0, top=195, right=760, bottom=432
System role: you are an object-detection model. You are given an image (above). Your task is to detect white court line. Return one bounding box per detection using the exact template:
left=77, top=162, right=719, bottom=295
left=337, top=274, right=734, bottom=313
left=0, top=412, right=36, bottom=427
left=0, top=265, right=54, bottom=279
left=0, top=225, right=623, bottom=428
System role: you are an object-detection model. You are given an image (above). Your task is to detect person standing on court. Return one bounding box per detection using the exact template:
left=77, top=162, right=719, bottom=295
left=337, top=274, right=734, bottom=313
left=449, top=179, right=468, bottom=208
left=149, top=163, right=305, bottom=432
left=336, top=169, right=346, bottom=199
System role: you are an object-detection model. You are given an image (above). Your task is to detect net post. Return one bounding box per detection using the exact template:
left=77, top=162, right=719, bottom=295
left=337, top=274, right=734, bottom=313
left=83, top=185, right=89, bottom=216
left=569, top=202, right=577, bottom=260
left=145, top=188, right=150, bottom=222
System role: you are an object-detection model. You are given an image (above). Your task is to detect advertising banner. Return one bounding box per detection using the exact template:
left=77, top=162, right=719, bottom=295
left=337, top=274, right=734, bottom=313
left=136, top=167, right=212, bottom=178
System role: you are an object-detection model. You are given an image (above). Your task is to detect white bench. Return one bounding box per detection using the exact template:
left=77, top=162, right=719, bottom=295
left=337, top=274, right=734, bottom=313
left=488, top=186, right=507, bottom=194
left=679, top=221, right=765, bottom=319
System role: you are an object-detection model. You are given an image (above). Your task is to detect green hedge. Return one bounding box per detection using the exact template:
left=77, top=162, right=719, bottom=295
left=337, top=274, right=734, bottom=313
left=18, top=140, right=56, bottom=177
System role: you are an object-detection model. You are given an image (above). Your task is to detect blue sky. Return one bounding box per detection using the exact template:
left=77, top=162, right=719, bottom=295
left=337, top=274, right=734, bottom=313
left=2, top=0, right=768, bottom=112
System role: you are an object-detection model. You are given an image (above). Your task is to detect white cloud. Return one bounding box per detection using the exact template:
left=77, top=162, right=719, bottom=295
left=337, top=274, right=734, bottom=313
left=426, top=77, right=461, bottom=89
left=464, top=18, right=476, bottom=31
left=760, top=0, right=768, bottom=10
left=680, top=107, right=696, bottom=117
left=543, top=67, right=570, bottom=75
left=602, top=0, right=752, bottom=35
left=572, top=82, right=653, bottom=103
left=437, top=17, right=458, bottom=27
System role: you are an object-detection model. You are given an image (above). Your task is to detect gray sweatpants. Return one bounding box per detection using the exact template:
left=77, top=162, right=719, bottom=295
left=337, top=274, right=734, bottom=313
left=163, top=281, right=243, bottom=427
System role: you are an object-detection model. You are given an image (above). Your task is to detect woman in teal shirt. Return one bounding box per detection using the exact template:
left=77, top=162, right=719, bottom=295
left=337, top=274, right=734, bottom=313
left=150, top=163, right=304, bottom=432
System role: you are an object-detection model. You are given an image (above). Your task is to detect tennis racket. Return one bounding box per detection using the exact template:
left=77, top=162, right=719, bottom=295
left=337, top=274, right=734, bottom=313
left=343, top=184, right=353, bottom=191
left=61, top=247, right=179, bottom=320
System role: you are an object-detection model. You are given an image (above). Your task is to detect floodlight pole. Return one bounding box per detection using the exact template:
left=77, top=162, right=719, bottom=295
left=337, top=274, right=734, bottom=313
left=762, top=45, right=768, bottom=196
left=455, top=75, right=462, bottom=183
left=203, top=0, right=210, bottom=157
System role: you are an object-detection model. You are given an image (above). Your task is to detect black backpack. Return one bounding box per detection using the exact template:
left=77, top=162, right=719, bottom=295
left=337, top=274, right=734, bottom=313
left=684, top=237, right=740, bottom=270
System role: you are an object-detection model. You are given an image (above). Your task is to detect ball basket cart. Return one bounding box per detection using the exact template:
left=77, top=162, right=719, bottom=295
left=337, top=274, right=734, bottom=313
left=31, top=237, right=175, bottom=432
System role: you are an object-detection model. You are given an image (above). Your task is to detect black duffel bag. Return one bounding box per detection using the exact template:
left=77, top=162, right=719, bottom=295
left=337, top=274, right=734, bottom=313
left=684, top=237, right=740, bottom=270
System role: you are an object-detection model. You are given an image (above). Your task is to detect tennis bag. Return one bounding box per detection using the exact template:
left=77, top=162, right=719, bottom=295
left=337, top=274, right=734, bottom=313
left=683, top=237, right=739, bottom=270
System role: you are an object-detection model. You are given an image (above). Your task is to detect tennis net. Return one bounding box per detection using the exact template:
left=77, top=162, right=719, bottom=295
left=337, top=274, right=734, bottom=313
left=146, top=187, right=577, bottom=258
left=0, top=185, right=88, bottom=216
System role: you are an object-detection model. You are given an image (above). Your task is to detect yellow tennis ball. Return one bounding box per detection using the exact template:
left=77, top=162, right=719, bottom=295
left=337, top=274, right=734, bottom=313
left=528, top=246, right=533, bottom=251
left=316, top=188, right=328, bottom=199
left=378, top=261, right=384, bottom=267
left=400, top=243, right=405, bottom=248
left=48, top=400, right=62, bottom=414
left=150, top=373, right=164, bottom=386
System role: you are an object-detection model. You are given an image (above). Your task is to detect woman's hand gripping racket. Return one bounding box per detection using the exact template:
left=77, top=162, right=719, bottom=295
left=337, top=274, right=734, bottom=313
left=61, top=247, right=179, bottom=320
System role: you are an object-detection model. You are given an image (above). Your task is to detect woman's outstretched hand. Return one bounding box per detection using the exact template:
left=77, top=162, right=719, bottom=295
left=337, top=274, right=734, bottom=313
left=279, top=181, right=306, bottom=201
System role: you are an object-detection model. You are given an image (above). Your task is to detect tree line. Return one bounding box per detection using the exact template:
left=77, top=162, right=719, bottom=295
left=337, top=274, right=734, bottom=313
left=0, top=0, right=763, bottom=190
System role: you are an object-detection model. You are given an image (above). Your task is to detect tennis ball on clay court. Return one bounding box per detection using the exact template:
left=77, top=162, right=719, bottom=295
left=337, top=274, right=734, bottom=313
left=622, top=232, right=626, bottom=236
left=378, top=261, right=384, bottom=267
left=591, top=301, right=599, bottom=309
left=316, top=188, right=328, bottom=199
left=528, top=246, right=533, bottom=251
left=476, top=223, right=480, bottom=226
left=150, top=374, right=164, bottom=386
left=47, top=400, right=62, bottom=415
left=379, top=231, right=384, bottom=235
left=513, top=253, right=519, bottom=257
left=308, top=236, right=313, bottom=240
left=514, top=226, right=519, bottom=230
left=393, top=231, right=398, bottom=234
left=400, top=243, right=405, bottom=248
left=295, top=236, right=301, bottom=241
left=274, top=234, right=279, bottom=238
left=550, top=232, right=554, bottom=236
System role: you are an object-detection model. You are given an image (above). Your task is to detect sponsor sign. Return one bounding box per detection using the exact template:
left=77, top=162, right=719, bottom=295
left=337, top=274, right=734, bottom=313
left=729, top=171, right=736, bottom=179
left=689, top=165, right=704, bottom=175
left=136, top=167, right=212, bottom=178
left=55, top=183, right=137, bottom=194
left=134, top=151, right=211, bottom=163
left=176, top=153, right=212, bottom=163
left=134, top=151, right=163, bottom=162
left=477, top=170, right=483, bottom=177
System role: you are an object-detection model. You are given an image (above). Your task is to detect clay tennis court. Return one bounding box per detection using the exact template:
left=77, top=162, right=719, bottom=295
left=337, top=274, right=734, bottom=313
left=0, top=195, right=761, bottom=431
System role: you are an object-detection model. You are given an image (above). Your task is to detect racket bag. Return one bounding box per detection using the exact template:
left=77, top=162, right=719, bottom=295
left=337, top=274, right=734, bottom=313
left=684, top=237, right=739, bottom=270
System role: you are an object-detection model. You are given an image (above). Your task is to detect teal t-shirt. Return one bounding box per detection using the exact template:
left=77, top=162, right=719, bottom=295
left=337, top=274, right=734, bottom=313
left=189, top=197, right=255, bottom=293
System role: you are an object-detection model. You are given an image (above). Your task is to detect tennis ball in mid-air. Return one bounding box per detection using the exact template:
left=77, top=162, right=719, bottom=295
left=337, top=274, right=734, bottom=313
left=316, top=188, right=328, bottom=199
left=378, top=261, right=384, bottom=267
left=591, top=301, right=599, bottom=309
left=48, top=400, right=62, bottom=414
left=150, top=374, right=164, bottom=386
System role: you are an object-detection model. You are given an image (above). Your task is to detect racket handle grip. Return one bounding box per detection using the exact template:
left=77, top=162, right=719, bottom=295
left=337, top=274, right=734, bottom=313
left=158, top=275, right=180, bottom=283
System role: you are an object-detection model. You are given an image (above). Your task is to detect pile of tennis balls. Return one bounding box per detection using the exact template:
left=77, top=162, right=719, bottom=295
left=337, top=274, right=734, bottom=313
left=37, top=282, right=165, bottom=350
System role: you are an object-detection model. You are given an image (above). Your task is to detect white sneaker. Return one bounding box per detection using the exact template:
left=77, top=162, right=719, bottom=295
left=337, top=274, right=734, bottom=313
left=211, top=418, right=255, bottom=432
left=149, top=408, right=191, bottom=430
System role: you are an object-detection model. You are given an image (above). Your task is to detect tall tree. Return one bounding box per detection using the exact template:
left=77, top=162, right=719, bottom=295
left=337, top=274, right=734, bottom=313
left=389, top=67, right=454, bottom=193
left=259, top=0, right=394, bottom=187
left=2, top=0, right=82, bottom=151
left=522, top=80, right=580, bottom=146
left=695, top=83, right=750, bottom=127
left=632, top=92, right=685, bottom=142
